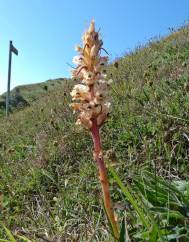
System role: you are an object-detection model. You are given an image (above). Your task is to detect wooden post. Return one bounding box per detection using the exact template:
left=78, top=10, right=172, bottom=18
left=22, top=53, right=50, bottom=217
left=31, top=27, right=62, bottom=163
left=6, top=41, right=18, bottom=117
left=6, top=41, right=12, bottom=117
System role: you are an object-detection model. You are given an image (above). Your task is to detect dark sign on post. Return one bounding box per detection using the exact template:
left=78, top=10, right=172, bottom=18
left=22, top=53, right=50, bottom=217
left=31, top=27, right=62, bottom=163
left=11, top=43, right=18, bottom=56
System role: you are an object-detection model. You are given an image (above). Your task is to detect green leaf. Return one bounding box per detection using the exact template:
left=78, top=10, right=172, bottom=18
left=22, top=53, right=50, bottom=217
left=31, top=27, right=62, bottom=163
left=16, top=234, right=33, bottom=242
left=149, top=224, right=159, bottom=242
left=0, top=223, right=16, bottom=242
left=41, top=169, right=56, bottom=183
left=109, top=167, right=150, bottom=229
left=119, top=218, right=126, bottom=242
left=150, top=207, right=185, bottom=219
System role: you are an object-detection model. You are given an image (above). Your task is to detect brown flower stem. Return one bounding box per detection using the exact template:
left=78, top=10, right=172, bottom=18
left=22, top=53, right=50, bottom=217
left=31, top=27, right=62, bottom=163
left=91, top=118, right=119, bottom=240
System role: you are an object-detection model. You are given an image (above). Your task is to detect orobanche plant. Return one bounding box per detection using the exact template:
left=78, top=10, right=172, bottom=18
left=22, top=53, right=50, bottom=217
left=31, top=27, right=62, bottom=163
left=70, top=20, right=119, bottom=240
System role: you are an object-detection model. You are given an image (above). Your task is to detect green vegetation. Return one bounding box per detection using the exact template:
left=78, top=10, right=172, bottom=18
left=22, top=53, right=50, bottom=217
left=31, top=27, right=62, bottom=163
left=0, top=25, right=189, bottom=241
left=0, top=78, right=67, bottom=116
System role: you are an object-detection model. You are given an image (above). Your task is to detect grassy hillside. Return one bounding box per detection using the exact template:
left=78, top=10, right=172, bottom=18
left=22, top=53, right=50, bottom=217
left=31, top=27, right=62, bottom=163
left=0, top=78, right=68, bottom=117
left=0, top=25, right=189, bottom=241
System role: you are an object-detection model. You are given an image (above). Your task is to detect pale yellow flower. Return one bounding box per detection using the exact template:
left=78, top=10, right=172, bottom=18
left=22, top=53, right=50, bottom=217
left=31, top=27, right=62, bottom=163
left=72, top=55, right=84, bottom=65
left=70, top=20, right=112, bottom=129
left=70, top=85, right=90, bottom=101
left=82, top=71, right=95, bottom=85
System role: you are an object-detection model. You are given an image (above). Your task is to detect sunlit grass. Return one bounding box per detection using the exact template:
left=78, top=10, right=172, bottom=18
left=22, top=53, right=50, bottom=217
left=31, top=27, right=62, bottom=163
left=0, top=25, right=189, bottom=241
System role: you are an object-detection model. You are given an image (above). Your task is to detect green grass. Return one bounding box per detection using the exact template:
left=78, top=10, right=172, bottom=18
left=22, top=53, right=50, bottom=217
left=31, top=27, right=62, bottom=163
left=0, top=25, right=189, bottom=241
left=0, top=78, right=68, bottom=113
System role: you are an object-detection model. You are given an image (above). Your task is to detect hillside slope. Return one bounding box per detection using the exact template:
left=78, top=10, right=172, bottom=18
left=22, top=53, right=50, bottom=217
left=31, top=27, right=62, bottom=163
left=0, top=78, right=68, bottom=116
left=0, top=26, right=189, bottom=241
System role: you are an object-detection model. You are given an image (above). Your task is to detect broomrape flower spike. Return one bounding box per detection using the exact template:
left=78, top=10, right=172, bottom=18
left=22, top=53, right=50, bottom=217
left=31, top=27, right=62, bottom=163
left=70, top=20, right=119, bottom=240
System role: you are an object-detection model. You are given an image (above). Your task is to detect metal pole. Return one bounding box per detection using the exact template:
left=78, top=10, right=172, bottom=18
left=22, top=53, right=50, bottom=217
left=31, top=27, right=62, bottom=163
left=6, top=41, right=12, bottom=117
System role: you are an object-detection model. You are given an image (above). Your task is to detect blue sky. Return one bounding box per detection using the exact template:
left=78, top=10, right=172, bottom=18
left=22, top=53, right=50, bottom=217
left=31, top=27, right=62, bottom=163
left=0, top=0, right=189, bottom=94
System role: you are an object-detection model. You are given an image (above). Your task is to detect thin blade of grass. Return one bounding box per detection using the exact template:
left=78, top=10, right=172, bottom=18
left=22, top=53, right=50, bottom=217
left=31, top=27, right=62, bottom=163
left=0, top=223, right=16, bottom=242
left=109, top=167, right=150, bottom=229
left=16, top=234, right=33, bottom=242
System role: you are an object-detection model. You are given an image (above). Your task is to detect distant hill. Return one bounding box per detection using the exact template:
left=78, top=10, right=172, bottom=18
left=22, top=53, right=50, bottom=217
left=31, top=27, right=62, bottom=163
left=0, top=78, right=69, bottom=115
left=0, top=25, right=189, bottom=241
